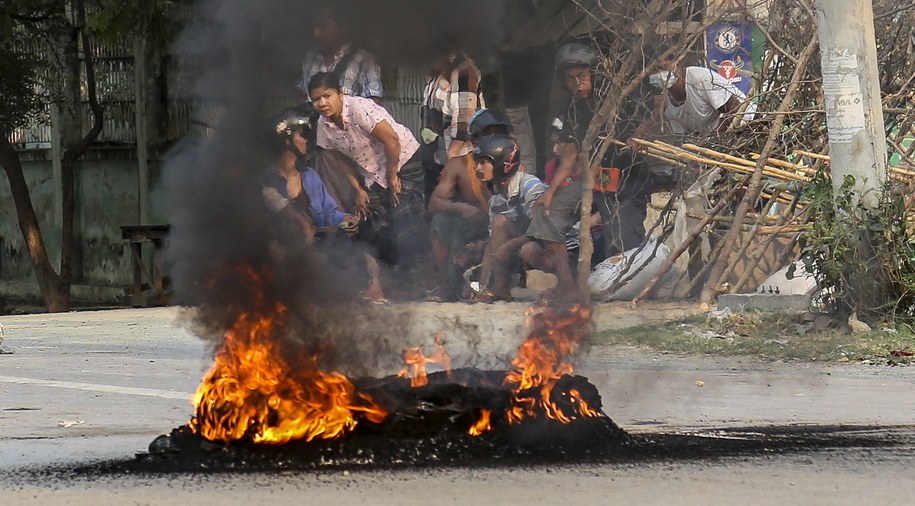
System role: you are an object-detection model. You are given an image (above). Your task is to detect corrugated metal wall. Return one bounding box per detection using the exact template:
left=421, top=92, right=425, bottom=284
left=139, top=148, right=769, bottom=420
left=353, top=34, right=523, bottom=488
left=383, top=66, right=427, bottom=136
left=11, top=56, right=427, bottom=152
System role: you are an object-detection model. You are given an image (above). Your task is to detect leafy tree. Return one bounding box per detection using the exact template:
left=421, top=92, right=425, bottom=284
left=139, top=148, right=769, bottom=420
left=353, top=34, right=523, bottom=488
left=0, top=0, right=175, bottom=312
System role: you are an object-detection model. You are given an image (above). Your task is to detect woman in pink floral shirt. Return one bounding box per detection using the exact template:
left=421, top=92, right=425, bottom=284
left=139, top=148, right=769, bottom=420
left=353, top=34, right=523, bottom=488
left=309, top=71, right=426, bottom=272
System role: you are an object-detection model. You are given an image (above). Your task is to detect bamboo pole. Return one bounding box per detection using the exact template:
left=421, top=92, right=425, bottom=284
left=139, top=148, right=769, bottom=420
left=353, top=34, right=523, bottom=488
left=609, top=139, right=687, bottom=167
left=685, top=211, right=781, bottom=224
left=712, top=185, right=792, bottom=291
left=631, top=138, right=811, bottom=182
left=790, top=149, right=915, bottom=181
left=699, top=33, right=820, bottom=305
left=631, top=177, right=746, bottom=305
left=759, top=190, right=804, bottom=207
left=681, top=143, right=809, bottom=180
left=748, top=153, right=817, bottom=175
left=733, top=206, right=808, bottom=293
left=793, top=149, right=830, bottom=161
left=713, top=190, right=783, bottom=290
left=729, top=191, right=803, bottom=294
left=681, top=231, right=729, bottom=298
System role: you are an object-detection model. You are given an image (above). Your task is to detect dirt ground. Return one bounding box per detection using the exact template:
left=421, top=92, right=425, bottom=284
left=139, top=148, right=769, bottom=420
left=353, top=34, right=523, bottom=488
left=1, top=303, right=913, bottom=504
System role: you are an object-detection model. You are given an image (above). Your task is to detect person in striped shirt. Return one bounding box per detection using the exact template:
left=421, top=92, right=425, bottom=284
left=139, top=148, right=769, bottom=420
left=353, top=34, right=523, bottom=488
left=472, top=134, right=545, bottom=302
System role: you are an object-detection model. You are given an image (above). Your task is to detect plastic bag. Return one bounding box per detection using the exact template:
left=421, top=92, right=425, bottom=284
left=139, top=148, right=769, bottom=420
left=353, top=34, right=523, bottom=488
left=588, top=238, right=669, bottom=301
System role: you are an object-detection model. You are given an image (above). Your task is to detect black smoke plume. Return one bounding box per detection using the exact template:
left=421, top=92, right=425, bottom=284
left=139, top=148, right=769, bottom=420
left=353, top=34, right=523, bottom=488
left=337, top=0, right=508, bottom=68
left=162, top=0, right=509, bottom=374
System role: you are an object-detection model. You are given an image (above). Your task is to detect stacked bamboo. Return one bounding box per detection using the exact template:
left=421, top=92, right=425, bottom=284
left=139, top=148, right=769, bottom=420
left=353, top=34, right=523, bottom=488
left=626, top=137, right=915, bottom=186
left=625, top=137, right=915, bottom=220
left=627, top=138, right=811, bottom=182
left=792, top=149, right=915, bottom=183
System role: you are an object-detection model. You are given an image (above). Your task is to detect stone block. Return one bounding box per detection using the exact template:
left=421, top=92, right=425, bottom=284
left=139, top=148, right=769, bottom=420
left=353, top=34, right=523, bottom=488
left=717, top=293, right=813, bottom=312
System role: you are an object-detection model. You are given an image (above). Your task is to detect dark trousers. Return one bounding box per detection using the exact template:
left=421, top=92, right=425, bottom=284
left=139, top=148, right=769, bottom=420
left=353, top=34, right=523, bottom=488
left=363, top=150, right=427, bottom=266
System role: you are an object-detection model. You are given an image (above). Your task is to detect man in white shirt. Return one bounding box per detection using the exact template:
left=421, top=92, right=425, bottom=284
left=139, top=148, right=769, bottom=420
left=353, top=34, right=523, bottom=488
left=630, top=61, right=755, bottom=151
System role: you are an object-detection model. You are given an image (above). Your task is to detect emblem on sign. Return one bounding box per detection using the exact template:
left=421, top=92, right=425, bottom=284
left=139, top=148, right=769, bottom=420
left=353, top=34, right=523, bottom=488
left=715, top=26, right=741, bottom=54
left=718, top=60, right=738, bottom=80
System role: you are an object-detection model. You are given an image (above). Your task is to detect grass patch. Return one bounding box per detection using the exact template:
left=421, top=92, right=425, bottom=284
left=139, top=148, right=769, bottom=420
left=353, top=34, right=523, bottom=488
left=594, top=312, right=915, bottom=364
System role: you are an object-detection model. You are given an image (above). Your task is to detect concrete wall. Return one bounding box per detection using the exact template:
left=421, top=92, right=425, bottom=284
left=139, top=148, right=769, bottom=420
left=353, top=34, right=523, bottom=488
left=1, top=152, right=161, bottom=302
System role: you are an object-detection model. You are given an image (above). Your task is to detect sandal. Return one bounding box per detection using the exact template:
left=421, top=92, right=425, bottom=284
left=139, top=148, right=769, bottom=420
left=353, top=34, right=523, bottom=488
left=472, top=289, right=514, bottom=304
left=359, top=291, right=390, bottom=305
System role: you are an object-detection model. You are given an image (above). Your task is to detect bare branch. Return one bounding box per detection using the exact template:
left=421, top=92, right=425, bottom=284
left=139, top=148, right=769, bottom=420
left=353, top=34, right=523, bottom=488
left=698, top=33, right=820, bottom=304
left=748, top=12, right=798, bottom=65
left=874, top=0, right=915, bottom=21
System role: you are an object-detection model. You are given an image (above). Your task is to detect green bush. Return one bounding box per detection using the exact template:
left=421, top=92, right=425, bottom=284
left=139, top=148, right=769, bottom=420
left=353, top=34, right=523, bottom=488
left=796, top=169, right=915, bottom=321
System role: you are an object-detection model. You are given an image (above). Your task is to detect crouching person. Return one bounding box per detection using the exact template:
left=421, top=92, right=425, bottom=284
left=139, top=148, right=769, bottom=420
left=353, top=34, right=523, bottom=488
left=425, top=109, right=512, bottom=302
left=472, top=134, right=545, bottom=302
left=521, top=135, right=583, bottom=304
left=309, top=71, right=428, bottom=292
left=264, top=107, right=386, bottom=302
left=425, top=146, right=491, bottom=302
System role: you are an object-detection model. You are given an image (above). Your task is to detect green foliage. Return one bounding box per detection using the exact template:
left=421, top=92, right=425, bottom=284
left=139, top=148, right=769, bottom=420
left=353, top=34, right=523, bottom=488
left=0, top=47, right=42, bottom=132
left=85, top=0, right=179, bottom=50
left=0, top=1, right=62, bottom=133
left=0, top=0, right=179, bottom=134
left=795, top=169, right=915, bottom=321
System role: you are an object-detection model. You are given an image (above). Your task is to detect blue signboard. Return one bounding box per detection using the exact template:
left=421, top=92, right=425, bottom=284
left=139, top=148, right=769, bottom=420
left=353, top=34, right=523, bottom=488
left=706, top=21, right=754, bottom=95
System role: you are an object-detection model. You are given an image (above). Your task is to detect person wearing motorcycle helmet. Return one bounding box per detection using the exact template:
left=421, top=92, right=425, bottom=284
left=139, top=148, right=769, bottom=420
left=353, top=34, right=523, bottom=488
left=468, top=108, right=513, bottom=144
left=528, top=42, right=654, bottom=304
left=424, top=110, right=511, bottom=302
left=518, top=42, right=603, bottom=304
left=271, top=105, right=316, bottom=157
left=470, top=134, right=546, bottom=303
left=555, top=42, right=598, bottom=100
left=472, top=133, right=521, bottom=184
left=264, top=107, right=389, bottom=303
left=264, top=106, right=358, bottom=237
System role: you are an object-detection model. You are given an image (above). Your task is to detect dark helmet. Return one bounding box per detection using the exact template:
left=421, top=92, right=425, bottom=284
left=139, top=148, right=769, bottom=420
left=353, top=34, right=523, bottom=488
left=555, top=42, right=597, bottom=72
left=473, top=134, right=521, bottom=181
left=469, top=108, right=513, bottom=141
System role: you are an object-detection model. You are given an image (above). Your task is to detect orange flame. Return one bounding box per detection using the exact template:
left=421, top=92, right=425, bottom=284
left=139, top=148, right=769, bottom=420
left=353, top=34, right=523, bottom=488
left=504, top=305, right=598, bottom=423
left=468, top=409, right=492, bottom=437
left=397, top=332, right=452, bottom=387
left=189, top=266, right=387, bottom=444
left=468, top=304, right=600, bottom=435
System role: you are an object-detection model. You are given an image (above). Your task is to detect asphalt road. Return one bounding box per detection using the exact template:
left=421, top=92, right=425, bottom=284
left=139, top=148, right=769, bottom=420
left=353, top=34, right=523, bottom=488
left=1, top=306, right=913, bottom=504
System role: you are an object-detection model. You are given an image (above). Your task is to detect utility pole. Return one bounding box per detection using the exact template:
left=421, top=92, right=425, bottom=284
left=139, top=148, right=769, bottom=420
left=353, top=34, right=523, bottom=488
left=815, top=0, right=889, bottom=314
left=815, top=0, right=888, bottom=207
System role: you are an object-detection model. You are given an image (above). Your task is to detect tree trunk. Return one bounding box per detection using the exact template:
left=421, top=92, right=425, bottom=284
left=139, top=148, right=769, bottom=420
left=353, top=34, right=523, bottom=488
left=0, top=0, right=105, bottom=313
left=59, top=0, right=105, bottom=290
left=0, top=136, right=69, bottom=311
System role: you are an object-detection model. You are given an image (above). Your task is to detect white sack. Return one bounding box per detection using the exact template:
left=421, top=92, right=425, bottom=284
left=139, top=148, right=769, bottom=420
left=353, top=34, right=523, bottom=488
left=588, top=239, right=670, bottom=301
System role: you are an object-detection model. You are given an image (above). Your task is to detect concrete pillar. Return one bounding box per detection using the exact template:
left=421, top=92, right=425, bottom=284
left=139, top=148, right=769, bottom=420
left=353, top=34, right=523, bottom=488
left=49, top=104, right=63, bottom=228
left=134, top=37, right=150, bottom=226
left=815, top=0, right=888, bottom=207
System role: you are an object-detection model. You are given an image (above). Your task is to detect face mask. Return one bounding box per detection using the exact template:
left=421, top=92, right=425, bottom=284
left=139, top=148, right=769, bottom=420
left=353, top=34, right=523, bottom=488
left=649, top=70, right=677, bottom=90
